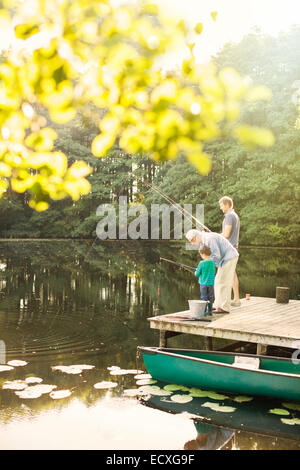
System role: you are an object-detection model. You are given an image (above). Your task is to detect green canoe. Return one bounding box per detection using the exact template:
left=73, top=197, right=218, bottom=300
left=137, top=347, right=300, bottom=401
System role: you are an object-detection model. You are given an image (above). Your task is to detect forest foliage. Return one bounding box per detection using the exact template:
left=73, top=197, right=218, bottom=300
left=0, top=5, right=299, bottom=246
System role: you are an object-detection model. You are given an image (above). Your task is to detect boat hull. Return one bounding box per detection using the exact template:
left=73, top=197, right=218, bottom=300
left=138, top=347, right=300, bottom=401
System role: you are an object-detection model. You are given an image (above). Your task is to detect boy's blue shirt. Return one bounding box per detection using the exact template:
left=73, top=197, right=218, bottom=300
left=195, top=259, right=215, bottom=285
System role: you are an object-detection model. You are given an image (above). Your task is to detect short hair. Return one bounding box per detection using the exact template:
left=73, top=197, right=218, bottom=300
left=219, top=196, right=233, bottom=208
left=199, top=245, right=211, bottom=256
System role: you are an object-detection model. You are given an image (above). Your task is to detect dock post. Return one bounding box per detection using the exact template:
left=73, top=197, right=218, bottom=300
left=159, top=331, right=167, bottom=347
left=256, top=343, right=267, bottom=355
left=204, top=336, right=213, bottom=350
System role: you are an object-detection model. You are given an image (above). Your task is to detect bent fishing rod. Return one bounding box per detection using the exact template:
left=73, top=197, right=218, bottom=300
left=160, top=257, right=196, bottom=274
left=143, top=181, right=211, bottom=232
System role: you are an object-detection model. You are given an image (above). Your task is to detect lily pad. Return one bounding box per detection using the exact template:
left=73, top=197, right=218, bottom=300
left=109, top=369, right=131, bottom=376
left=16, top=388, right=42, bottom=399
left=109, top=369, right=143, bottom=376
left=27, top=384, right=57, bottom=394
left=15, top=384, right=56, bottom=399
left=134, top=373, right=152, bottom=380
left=281, top=418, right=300, bottom=426
left=136, top=378, right=157, bottom=385
left=3, top=380, right=28, bottom=390
left=232, top=395, right=253, bottom=403
left=50, top=390, right=72, bottom=399
left=269, top=408, right=290, bottom=416
left=0, top=365, right=14, bottom=372
left=164, top=384, right=191, bottom=392
left=107, top=366, right=121, bottom=371
left=206, top=391, right=229, bottom=400
left=189, top=388, right=211, bottom=398
left=93, top=381, right=118, bottom=389
left=51, top=365, right=83, bottom=375
left=138, top=385, right=171, bottom=396
left=170, top=394, right=193, bottom=404
left=282, top=402, right=300, bottom=412
left=7, top=360, right=28, bottom=367
left=69, top=364, right=95, bottom=370
left=25, top=377, right=43, bottom=384
left=202, top=402, right=236, bottom=413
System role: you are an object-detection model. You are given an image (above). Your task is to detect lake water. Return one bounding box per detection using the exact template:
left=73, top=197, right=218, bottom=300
left=0, top=240, right=300, bottom=450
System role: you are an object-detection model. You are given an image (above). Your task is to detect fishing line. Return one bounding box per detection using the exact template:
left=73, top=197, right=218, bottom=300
left=144, top=181, right=211, bottom=232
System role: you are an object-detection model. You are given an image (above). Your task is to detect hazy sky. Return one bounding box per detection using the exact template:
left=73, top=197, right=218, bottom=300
left=155, top=0, right=300, bottom=63
left=2, top=0, right=300, bottom=65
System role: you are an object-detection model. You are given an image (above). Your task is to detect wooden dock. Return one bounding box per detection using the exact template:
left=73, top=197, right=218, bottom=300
left=147, top=297, right=300, bottom=354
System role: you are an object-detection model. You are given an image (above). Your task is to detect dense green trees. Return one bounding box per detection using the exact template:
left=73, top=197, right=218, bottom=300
left=1, top=26, right=299, bottom=246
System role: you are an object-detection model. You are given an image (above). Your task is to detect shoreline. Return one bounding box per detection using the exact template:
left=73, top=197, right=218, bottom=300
left=0, top=238, right=299, bottom=250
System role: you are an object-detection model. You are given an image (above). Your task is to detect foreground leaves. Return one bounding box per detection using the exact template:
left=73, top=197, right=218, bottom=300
left=0, top=0, right=273, bottom=209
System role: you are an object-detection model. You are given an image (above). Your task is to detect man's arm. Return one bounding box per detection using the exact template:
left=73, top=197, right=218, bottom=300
left=222, top=224, right=232, bottom=239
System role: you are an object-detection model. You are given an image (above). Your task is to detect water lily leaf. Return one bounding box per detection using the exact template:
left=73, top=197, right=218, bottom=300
left=69, top=364, right=95, bottom=370
left=136, top=379, right=157, bottom=385
left=282, top=402, right=300, bottom=412
left=134, top=373, right=152, bottom=380
left=3, top=380, right=28, bottom=390
left=107, top=366, right=120, bottom=371
left=138, top=385, right=171, bottom=396
left=16, top=388, right=42, bottom=399
left=25, top=377, right=43, bottom=384
left=269, top=408, right=290, bottom=416
left=0, top=365, right=14, bottom=372
left=109, top=369, right=131, bottom=376
left=93, top=381, right=118, bottom=389
left=15, top=384, right=56, bottom=398
left=164, top=384, right=190, bottom=392
left=232, top=395, right=254, bottom=403
left=7, top=360, right=28, bottom=367
left=170, top=394, right=193, bottom=404
left=51, top=365, right=82, bottom=375
left=281, top=418, right=300, bottom=426
left=110, top=369, right=143, bottom=376
left=202, top=402, right=236, bottom=413
left=206, top=391, right=229, bottom=400
left=124, top=369, right=144, bottom=374
left=50, top=389, right=72, bottom=399
left=28, top=384, right=57, bottom=394
left=189, top=388, right=211, bottom=397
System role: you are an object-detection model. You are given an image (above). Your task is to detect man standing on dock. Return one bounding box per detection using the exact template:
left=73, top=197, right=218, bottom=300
left=219, top=196, right=240, bottom=307
left=185, top=230, right=238, bottom=314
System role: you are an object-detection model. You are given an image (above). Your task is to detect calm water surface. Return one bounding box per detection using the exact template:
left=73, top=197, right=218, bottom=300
left=0, top=240, right=300, bottom=450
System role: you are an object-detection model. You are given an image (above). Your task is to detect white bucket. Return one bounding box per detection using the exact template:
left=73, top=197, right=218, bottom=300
left=188, top=300, right=207, bottom=319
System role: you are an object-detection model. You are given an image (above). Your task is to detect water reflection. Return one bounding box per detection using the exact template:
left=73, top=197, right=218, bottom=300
left=184, top=421, right=234, bottom=450
left=0, top=240, right=299, bottom=450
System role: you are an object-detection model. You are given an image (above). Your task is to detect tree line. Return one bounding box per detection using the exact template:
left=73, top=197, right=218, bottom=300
left=1, top=26, right=300, bottom=246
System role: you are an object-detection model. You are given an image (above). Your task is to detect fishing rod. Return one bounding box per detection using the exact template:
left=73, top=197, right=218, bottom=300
left=160, top=257, right=196, bottom=273
left=144, top=181, right=211, bottom=232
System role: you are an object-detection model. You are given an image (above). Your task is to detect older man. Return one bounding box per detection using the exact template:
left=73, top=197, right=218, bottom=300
left=186, top=229, right=238, bottom=313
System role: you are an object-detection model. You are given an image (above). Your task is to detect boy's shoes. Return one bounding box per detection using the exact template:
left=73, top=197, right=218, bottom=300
left=231, top=300, right=241, bottom=307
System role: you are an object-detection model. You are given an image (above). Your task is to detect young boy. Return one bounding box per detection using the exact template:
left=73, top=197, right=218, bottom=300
left=195, top=245, right=215, bottom=315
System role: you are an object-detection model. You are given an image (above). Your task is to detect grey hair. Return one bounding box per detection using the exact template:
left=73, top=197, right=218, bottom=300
left=185, top=229, right=203, bottom=242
